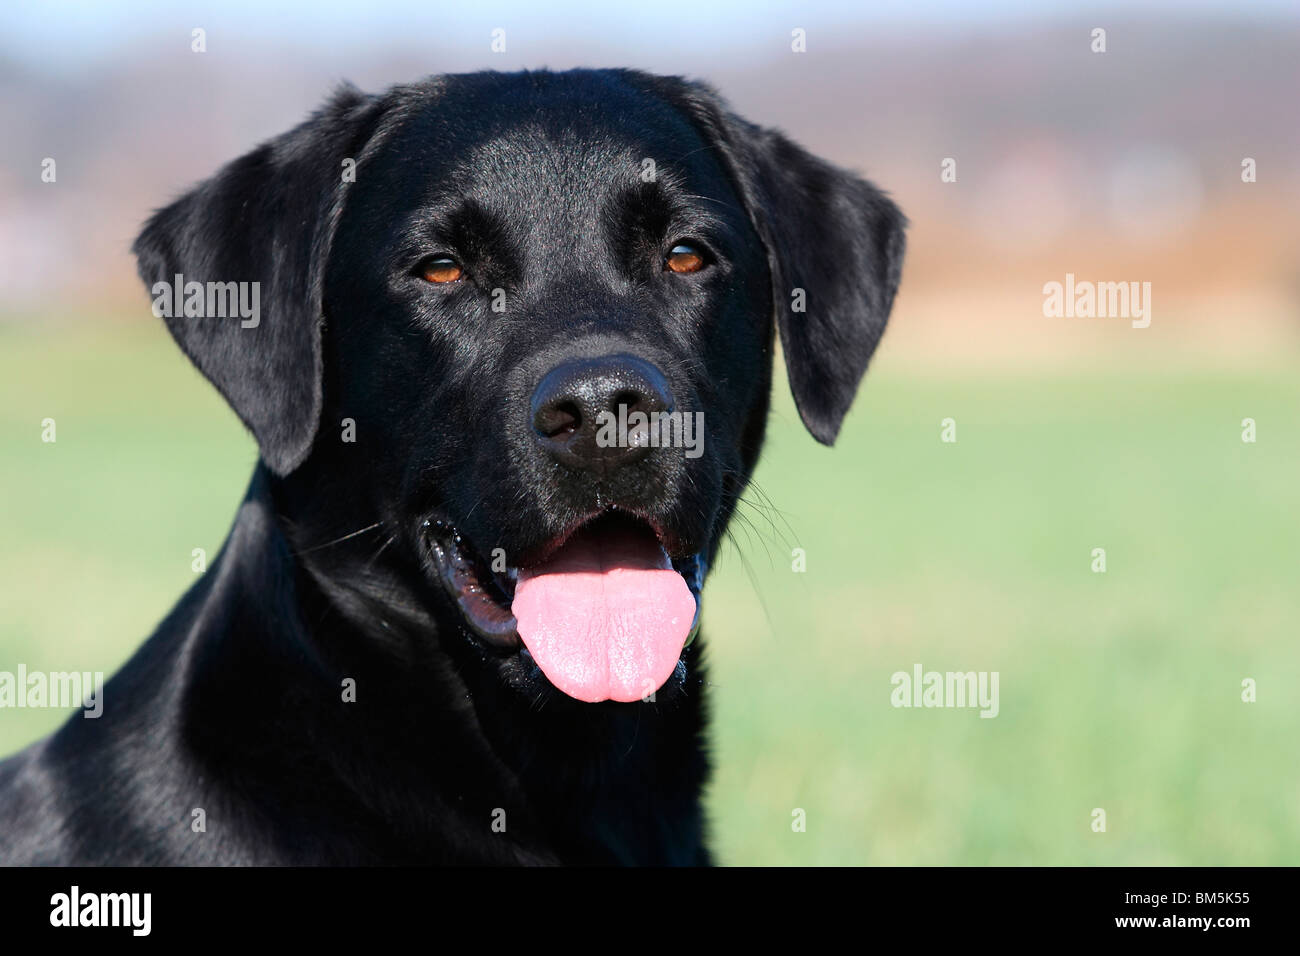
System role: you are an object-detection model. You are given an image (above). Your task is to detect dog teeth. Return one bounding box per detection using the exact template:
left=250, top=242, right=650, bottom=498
left=684, top=593, right=702, bottom=648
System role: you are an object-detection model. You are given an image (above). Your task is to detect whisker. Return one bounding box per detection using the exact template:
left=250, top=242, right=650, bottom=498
left=294, top=521, right=384, bottom=555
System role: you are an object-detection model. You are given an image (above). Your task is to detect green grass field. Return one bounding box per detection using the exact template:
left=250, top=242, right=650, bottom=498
left=2, top=320, right=1297, bottom=864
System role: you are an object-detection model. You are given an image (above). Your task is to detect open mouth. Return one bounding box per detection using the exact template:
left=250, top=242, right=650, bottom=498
left=425, top=511, right=705, bottom=703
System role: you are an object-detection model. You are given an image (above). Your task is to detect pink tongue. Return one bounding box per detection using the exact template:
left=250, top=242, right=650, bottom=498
left=511, top=524, right=695, bottom=703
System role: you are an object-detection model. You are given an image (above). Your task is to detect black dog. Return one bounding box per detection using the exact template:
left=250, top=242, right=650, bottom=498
left=0, top=69, right=904, bottom=864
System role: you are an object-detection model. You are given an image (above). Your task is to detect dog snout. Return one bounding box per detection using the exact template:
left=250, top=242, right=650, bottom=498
left=530, top=354, right=674, bottom=473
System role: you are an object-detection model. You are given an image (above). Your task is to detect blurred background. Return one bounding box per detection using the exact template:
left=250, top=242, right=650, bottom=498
left=1, top=0, right=1297, bottom=863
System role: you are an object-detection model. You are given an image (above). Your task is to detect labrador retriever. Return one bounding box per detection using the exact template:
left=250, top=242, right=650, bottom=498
left=0, top=69, right=904, bottom=864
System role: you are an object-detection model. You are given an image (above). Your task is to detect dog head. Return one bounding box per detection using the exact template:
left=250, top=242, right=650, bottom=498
left=134, top=69, right=905, bottom=707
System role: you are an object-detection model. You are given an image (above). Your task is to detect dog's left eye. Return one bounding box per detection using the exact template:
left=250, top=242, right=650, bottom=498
left=665, top=243, right=707, bottom=274
left=419, top=256, right=464, bottom=284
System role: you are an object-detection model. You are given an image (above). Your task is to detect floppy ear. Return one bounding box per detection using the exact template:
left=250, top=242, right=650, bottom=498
left=645, top=76, right=906, bottom=445
left=730, top=123, right=906, bottom=445
left=133, top=85, right=392, bottom=475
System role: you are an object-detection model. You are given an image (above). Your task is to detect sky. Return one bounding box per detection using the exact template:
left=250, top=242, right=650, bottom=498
left=3, top=0, right=1298, bottom=73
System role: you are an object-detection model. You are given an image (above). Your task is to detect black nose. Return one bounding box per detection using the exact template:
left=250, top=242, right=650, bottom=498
left=530, top=355, right=674, bottom=473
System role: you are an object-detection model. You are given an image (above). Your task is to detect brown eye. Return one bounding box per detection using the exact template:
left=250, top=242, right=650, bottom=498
left=665, top=243, right=706, bottom=274
left=421, top=257, right=464, bottom=283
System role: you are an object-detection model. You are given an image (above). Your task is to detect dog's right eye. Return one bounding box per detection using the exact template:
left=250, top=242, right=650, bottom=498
left=419, top=257, right=464, bottom=284
left=665, top=243, right=707, bottom=275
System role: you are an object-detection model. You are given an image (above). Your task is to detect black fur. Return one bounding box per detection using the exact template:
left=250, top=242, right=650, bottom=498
left=0, top=69, right=904, bottom=865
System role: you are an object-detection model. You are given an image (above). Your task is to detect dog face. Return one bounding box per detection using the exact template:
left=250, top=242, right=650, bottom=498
left=134, top=69, right=905, bottom=708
